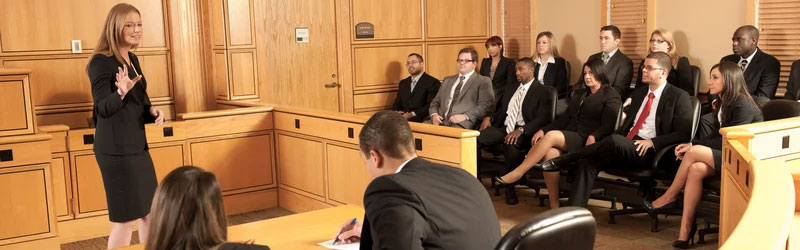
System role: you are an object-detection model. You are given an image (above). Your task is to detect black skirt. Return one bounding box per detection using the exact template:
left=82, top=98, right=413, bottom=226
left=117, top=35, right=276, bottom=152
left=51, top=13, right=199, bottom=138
left=560, top=130, right=588, bottom=153
left=95, top=151, right=158, bottom=222
left=712, top=148, right=722, bottom=175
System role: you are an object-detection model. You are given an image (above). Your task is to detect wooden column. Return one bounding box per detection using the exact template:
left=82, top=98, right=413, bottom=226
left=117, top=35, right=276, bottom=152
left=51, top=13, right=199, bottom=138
left=169, top=0, right=211, bottom=113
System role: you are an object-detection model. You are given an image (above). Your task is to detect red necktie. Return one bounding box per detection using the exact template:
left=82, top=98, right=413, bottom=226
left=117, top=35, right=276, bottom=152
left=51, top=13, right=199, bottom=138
left=626, top=92, right=655, bottom=140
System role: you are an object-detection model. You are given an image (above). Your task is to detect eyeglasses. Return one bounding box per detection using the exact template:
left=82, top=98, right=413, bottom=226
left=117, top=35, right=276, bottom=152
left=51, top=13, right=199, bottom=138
left=456, top=59, right=475, bottom=64
left=406, top=61, right=420, bottom=66
left=649, top=39, right=666, bottom=45
left=642, top=66, right=664, bottom=72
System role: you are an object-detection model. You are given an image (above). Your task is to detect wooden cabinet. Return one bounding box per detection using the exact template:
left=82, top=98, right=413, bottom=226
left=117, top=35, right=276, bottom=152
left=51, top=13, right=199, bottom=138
left=276, top=133, right=325, bottom=199
left=51, top=153, right=73, bottom=221
left=0, top=69, right=35, bottom=137
left=189, top=132, right=275, bottom=192
left=209, top=0, right=260, bottom=101
left=70, top=150, right=107, bottom=218
left=326, top=143, right=369, bottom=206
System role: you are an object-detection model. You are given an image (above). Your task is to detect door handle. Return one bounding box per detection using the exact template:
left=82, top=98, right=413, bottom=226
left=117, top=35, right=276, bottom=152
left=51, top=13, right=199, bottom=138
left=324, top=82, right=340, bottom=88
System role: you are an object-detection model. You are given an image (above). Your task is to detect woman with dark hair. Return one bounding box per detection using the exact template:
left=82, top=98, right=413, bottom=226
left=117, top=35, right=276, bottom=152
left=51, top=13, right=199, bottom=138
left=87, top=3, right=165, bottom=248
left=146, top=166, right=270, bottom=250
left=495, top=58, right=621, bottom=209
left=644, top=61, right=762, bottom=249
left=479, top=36, right=517, bottom=130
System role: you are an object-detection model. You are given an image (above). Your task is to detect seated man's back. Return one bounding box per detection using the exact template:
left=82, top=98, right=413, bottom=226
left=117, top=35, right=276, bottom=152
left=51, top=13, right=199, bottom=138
left=361, top=157, right=501, bottom=250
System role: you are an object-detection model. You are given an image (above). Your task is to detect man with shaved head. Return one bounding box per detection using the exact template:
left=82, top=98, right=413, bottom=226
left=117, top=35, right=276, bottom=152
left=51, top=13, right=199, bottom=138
left=720, top=25, right=780, bottom=106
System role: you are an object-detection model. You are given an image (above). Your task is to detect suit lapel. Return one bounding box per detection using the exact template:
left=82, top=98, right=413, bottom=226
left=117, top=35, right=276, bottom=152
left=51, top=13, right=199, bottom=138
left=408, top=74, right=424, bottom=98
left=456, top=73, right=479, bottom=103
left=654, top=85, right=675, bottom=135
left=625, top=88, right=647, bottom=130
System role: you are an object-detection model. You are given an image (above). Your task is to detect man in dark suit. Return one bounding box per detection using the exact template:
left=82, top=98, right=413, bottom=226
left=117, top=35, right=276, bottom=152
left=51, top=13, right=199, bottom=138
left=576, top=25, right=634, bottom=98
left=335, top=111, right=501, bottom=250
left=785, top=59, right=800, bottom=101
left=720, top=25, right=781, bottom=106
left=477, top=57, right=556, bottom=204
left=538, top=52, right=693, bottom=206
left=426, top=47, right=495, bottom=129
left=392, top=53, right=441, bottom=122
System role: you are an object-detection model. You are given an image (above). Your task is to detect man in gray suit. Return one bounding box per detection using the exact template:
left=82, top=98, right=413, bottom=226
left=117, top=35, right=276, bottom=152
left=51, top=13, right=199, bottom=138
left=426, top=48, right=495, bottom=129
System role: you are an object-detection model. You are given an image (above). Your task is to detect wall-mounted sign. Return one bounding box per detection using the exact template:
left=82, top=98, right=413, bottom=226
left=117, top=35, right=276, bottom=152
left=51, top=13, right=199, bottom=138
left=355, top=22, right=374, bottom=39
left=295, top=28, right=309, bottom=43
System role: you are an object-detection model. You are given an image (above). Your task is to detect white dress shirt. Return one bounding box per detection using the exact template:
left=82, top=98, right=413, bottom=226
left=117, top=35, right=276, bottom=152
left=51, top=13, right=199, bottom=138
left=504, top=79, right=534, bottom=133
left=631, top=82, right=667, bottom=139
left=395, top=157, right=415, bottom=173
left=738, top=48, right=758, bottom=72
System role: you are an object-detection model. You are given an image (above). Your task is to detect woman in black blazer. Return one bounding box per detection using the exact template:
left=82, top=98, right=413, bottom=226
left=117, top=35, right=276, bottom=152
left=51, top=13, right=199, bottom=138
left=146, top=166, right=270, bottom=250
left=645, top=62, right=762, bottom=248
left=634, top=29, right=693, bottom=96
left=480, top=36, right=517, bottom=104
left=87, top=4, right=165, bottom=248
left=495, top=58, right=621, bottom=208
left=533, top=31, right=569, bottom=98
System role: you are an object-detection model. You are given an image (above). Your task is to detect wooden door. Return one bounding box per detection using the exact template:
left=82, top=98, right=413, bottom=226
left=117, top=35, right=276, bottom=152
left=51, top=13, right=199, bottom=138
left=254, top=0, right=341, bottom=112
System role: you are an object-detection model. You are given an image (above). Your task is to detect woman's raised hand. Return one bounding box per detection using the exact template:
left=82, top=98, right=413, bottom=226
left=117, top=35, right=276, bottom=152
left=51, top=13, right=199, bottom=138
left=115, top=65, right=142, bottom=98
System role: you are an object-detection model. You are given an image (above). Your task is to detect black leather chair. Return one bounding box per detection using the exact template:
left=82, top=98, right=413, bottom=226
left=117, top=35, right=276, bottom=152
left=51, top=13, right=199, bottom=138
left=495, top=207, right=596, bottom=250
left=689, top=65, right=700, bottom=96
left=762, top=99, right=800, bottom=121
left=597, top=97, right=701, bottom=232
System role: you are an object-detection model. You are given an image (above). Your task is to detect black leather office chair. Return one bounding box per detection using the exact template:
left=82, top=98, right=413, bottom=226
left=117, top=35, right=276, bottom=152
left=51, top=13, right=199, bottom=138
left=762, top=99, right=800, bottom=121
left=495, top=207, right=596, bottom=250
left=599, top=98, right=701, bottom=232
left=690, top=65, right=700, bottom=96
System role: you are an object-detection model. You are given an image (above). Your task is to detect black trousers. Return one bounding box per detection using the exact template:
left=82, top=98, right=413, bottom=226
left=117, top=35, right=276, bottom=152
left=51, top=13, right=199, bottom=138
left=477, top=126, right=531, bottom=175
left=559, top=134, right=656, bottom=206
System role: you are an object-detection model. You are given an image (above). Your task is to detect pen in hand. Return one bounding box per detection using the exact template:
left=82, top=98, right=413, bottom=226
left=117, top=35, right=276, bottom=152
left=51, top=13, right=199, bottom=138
left=333, top=218, right=358, bottom=245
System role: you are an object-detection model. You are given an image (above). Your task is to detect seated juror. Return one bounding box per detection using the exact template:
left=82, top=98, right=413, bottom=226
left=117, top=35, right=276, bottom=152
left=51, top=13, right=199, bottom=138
left=145, top=166, right=270, bottom=250
left=336, top=111, right=501, bottom=250
left=426, top=47, right=495, bottom=128
left=392, top=53, right=441, bottom=122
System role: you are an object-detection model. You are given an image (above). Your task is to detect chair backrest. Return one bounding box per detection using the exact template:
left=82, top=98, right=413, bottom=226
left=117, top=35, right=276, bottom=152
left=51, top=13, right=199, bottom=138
left=762, top=99, right=800, bottom=121
left=690, top=97, right=701, bottom=139
left=690, top=65, right=700, bottom=96
left=495, top=207, right=596, bottom=250
left=548, top=87, right=558, bottom=122
left=614, top=103, right=625, bottom=131
left=565, top=60, right=571, bottom=89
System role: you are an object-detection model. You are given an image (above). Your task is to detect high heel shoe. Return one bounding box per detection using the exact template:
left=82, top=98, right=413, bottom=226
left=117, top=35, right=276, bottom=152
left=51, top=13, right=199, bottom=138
left=492, top=176, right=519, bottom=205
left=643, top=200, right=677, bottom=215
left=493, top=176, right=509, bottom=185
left=672, top=223, right=697, bottom=249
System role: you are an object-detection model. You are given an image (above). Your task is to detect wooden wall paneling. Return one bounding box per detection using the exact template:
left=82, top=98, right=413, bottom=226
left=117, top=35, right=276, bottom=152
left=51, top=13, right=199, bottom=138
left=325, top=142, right=370, bottom=206
left=223, top=189, right=278, bottom=215
left=36, top=110, right=94, bottom=129
left=214, top=50, right=230, bottom=99
left=352, top=44, right=423, bottom=89
left=69, top=150, right=108, bottom=218
left=225, top=0, right=256, bottom=48
left=138, top=53, right=174, bottom=101
left=425, top=0, right=489, bottom=39
left=169, top=0, right=211, bottom=113
left=425, top=41, right=488, bottom=81
left=278, top=188, right=332, bottom=213
left=350, top=0, right=423, bottom=41
left=0, top=164, right=57, bottom=245
left=0, top=75, right=34, bottom=137
left=335, top=0, right=355, bottom=113
left=228, top=49, right=259, bottom=99
left=51, top=152, right=74, bottom=221
left=2, top=57, right=92, bottom=109
left=254, top=0, right=341, bottom=112
left=149, top=141, right=186, bottom=182
left=275, top=132, right=325, bottom=199
left=0, top=0, right=167, bottom=53
left=188, top=132, right=275, bottom=192
left=210, top=0, right=228, bottom=48
left=353, top=91, right=397, bottom=110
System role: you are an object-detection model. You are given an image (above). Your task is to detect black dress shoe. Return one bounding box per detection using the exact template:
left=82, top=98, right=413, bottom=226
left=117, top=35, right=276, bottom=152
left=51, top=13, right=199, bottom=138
left=505, top=185, right=519, bottom=205
left=538, top=158, right=561, bottom=172
left=672, top=223, right=697, bottom=249
left=643, top=200, right=677, bottom=215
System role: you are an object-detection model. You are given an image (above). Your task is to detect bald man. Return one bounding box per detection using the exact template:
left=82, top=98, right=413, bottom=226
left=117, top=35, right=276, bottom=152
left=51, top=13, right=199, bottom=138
left=721, top=25, right=780, bottom=106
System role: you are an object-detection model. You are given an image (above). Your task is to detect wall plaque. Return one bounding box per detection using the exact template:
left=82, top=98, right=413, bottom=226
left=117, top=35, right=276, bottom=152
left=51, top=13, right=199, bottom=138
left=355, top=22, right=374, bottom=39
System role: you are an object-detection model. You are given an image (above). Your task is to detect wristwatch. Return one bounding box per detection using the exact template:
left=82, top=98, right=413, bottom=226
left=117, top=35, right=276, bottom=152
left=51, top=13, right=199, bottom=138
left=517, top=127, right=525, bottom=133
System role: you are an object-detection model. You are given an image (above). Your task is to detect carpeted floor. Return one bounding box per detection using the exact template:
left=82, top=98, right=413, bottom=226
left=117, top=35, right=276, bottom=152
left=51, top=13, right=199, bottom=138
left=62, top=185, right=717, bottom=250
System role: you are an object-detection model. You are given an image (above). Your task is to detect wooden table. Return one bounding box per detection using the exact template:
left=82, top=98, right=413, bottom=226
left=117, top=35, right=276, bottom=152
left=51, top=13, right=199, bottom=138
left=120, top=205, right=364, bottom=250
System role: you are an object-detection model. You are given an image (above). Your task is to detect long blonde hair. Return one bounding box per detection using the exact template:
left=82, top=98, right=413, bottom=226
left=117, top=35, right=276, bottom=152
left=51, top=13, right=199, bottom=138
left=650, top=29, right=679, bottom=67
left=87, top=3, right=140, bottom=71
left=532, top=31, right=561, bottom=61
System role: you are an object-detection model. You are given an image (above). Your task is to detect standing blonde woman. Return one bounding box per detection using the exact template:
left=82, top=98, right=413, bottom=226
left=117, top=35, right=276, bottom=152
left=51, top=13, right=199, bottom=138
left=532, top=31, right=569, bottom=98
left=88, top=3, right=164, bottom=248
left=634, top=29, right=693, bottom=95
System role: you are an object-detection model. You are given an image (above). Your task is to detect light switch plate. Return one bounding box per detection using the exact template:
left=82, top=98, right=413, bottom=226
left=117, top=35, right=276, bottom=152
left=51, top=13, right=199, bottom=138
left=71, top=40, right=82, bottom=53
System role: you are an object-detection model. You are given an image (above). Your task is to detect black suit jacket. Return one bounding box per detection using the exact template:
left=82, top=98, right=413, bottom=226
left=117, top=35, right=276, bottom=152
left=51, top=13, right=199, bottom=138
left=479, top=56, right=517, bottom=105
left=785, top=60, right=800, bottom=101
left=693, top=98, right=762, bottom=150
left=89, top=52, right=156, bottom=155
left=392, top=72, right=441, bottom=122
left=359, top=158, right=501, bottom=250
left=543, top=85, right=621, bottom=141
left=721, top=48, right=781, bottom=105
left=490, top=81, right=556, bottom=135
left=616, top=84, right=693, bottom=151
left=534, top=57, right=570, bottom=98
left=634, top=57, right=692, bottom=96
left=577, top=50, right=634, bottom=98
